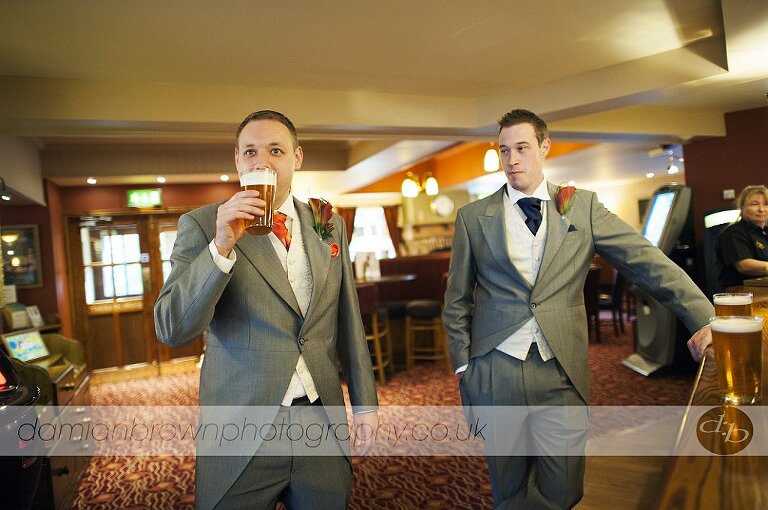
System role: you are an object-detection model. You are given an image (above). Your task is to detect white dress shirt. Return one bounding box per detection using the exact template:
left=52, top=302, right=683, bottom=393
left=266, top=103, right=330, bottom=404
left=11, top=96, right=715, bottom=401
left=208, top=194, right=319, bottom=406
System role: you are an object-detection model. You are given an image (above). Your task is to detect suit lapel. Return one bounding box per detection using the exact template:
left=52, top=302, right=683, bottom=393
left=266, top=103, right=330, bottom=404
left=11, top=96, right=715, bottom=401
left=235, top=225, right=302, bottom=316
left=478, top=186, right=530, bottom=289
left=295, top=198, right=331, bottom=323
left=537, top=181, right=571, bottom=282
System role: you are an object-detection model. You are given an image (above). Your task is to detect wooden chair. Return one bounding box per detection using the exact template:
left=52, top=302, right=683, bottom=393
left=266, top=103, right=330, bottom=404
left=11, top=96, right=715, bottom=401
left=356, top=283, right=392, bottom=385
left=584, top=266, right=601, bottom=342
left=599, top=269, right=626, bottom=336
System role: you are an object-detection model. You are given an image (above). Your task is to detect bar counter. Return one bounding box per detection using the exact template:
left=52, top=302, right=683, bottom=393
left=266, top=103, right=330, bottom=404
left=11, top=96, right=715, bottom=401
left=656, top=283, right=768, bottom=509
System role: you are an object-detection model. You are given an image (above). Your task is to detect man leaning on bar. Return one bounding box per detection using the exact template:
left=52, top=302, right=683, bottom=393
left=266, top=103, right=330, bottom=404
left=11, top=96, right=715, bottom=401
left=154, top=110, right=378, bottom=510
left=442, top=108, right=715, bottom=509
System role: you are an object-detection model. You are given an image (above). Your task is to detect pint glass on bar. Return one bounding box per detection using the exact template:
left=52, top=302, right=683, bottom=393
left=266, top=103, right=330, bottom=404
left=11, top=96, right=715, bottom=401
left=240, top=168, right=276, bottom=235
left=713, top=293, right=753, bottom=316
left=710, top=316, right=763, bottom=405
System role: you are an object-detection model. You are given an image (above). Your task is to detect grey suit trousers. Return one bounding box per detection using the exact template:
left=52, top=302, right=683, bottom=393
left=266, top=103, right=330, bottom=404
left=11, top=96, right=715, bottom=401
left=460, top=346, right=588, bottom=510
left=213, top=402, right=351, bottom=510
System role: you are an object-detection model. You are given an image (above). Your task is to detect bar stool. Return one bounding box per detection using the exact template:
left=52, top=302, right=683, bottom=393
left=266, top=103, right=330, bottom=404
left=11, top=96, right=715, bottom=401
left=356, top=283, right=393, bottom=385
left=404, top=273, right=450, bottom=370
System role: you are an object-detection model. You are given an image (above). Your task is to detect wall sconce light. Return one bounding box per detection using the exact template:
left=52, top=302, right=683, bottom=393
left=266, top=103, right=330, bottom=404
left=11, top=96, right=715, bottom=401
left=401, top=171, right=439, bottom=198
left=484, top=143, right=500, bottom=172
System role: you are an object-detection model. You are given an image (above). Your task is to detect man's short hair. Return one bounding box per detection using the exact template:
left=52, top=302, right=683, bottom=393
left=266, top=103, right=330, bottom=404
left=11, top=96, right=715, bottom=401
left=736, top=184, right=768, bottom=210
left=498, top=109, right=549, bottom=145
left=236, top=110, right=298, bottom=149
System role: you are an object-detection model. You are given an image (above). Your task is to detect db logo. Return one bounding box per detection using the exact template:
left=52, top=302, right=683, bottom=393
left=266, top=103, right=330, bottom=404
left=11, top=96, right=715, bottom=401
left=696, top=406, right=753, bottom=455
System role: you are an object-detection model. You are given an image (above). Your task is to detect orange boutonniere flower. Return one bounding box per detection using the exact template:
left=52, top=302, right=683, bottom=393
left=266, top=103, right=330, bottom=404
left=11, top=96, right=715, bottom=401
left=556, top=185, right=576, bottom=216
left=309, top=197, right=338, bottom=258
left=308, top=197, right=335, bottom=241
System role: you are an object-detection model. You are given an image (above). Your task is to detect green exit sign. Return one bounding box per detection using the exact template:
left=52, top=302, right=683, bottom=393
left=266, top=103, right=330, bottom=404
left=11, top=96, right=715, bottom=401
left=127, top=189, right=162, bottom=208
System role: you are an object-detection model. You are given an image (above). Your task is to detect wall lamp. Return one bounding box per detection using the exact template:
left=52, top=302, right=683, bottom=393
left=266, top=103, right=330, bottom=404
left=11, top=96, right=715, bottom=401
left=401, top=171, right=439, bottom=198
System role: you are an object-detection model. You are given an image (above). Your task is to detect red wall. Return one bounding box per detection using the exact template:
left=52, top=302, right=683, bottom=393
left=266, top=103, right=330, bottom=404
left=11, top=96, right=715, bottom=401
left=684, top=106, right=768, bottom=287
left=684, top=106, right=768, bottom=243
left=59, top=182, right=240, bottom=214
left=1, top=202, right=59, bottom=321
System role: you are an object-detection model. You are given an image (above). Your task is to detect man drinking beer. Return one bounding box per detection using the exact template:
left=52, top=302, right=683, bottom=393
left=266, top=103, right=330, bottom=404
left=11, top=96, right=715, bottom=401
left=154, top=110, right=378, bottom=509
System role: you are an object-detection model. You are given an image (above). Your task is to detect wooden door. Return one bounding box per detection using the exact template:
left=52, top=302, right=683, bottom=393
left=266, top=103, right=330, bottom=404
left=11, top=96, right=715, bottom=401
left=146, top=214, right=204, bottom=362
left=67, top=212, right=202, bottom=371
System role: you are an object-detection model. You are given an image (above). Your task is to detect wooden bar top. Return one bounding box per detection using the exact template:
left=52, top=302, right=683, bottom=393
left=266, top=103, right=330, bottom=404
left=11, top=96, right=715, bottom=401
left=656, top=285, right=768, bottom=509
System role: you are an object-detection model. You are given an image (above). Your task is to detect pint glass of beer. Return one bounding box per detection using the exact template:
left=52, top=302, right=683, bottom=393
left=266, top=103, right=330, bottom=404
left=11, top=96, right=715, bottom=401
left=710, top=316, right=763, bottom=405
left=239, top=167, right=276, bottom=235
left=713, top=293, right=753, bottom=316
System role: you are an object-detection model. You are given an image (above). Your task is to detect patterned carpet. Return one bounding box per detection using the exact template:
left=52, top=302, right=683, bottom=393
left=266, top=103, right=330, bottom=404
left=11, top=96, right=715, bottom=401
left=72, top=315, right=695, bottom=509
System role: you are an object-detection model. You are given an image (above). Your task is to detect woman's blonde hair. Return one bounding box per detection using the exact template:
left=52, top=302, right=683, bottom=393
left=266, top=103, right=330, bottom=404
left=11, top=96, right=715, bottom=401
left=737, top=185, right=768, bottom=211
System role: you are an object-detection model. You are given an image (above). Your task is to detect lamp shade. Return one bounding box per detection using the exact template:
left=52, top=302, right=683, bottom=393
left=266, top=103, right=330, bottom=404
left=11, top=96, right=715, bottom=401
left=401, top=174, right=420, bottom=198
left=484, top=147, right=500, bottom=172
left=424, top=175, right=439, bottom=196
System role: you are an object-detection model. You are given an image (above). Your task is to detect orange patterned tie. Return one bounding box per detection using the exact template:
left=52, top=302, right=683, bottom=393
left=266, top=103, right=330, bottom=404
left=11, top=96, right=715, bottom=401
left=272, top=212, right=291, bottom=251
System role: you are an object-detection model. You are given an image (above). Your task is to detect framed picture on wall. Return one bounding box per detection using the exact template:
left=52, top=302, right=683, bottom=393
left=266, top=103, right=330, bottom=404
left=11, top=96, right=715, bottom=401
left=1, top=225, right=43, bottom=288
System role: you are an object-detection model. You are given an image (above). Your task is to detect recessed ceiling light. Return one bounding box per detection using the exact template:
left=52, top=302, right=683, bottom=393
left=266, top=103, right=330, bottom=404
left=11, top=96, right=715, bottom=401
left=220, top=175, right=230, bottom=182
left=86, top=177, right=97, bottom=185
left=667, top=165, right=679, bottom=175
left=646, top=172, right=655, bottom=178
left=1, top=194, right=11, bottom=201
left=157, top=176, right=167, bottom=183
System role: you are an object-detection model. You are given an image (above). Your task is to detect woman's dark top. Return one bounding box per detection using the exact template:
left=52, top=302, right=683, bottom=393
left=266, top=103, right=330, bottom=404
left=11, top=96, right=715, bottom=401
left=716, top=219, right=768, bottom=288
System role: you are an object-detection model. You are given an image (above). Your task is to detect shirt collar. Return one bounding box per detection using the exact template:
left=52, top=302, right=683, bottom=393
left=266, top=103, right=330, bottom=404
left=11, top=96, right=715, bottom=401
left=275, top=193, right=296, bottom=219
left=506, top=179, right=550, bottom=204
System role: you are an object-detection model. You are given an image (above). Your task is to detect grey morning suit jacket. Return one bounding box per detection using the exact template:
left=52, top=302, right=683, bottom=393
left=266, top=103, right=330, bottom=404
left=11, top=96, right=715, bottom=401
left=154, top=197, right=378, bottom=510
left=443, top=182, right=714, bottom=403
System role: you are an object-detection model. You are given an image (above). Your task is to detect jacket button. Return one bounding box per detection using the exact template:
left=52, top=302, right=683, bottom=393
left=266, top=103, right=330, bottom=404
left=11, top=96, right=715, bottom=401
left=530, top=303, right=537, bottom=309
left=299, top=337, right=306, bottom=346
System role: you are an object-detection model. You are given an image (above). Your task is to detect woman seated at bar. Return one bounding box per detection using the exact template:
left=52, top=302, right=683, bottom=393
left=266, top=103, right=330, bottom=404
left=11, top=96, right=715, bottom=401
left=716, top=184, right=768, bottom=288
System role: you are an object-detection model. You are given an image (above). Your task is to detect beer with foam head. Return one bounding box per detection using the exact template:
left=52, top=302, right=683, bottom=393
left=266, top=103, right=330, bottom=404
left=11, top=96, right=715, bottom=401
left=713, top=293, right=753, bottom=316
left=710, top=316, right=763, bottom=405
left=240, top=168, right=276, bottom=235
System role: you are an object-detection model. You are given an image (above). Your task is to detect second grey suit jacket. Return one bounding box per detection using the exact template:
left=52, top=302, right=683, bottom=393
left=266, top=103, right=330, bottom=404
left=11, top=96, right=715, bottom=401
left=154, top=197, right=377, bottom=509
left=443, top=182, right=714, bottom=402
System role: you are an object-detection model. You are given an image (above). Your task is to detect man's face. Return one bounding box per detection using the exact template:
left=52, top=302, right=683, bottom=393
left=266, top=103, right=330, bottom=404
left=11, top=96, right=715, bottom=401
left=498, top=123, right=550, bottom=195
left=235, top=119, right=303, bottom=208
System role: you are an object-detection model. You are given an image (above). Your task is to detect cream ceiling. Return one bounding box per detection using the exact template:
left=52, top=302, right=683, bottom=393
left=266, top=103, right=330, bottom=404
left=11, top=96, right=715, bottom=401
left=1, top=0, right=767, bottom=202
